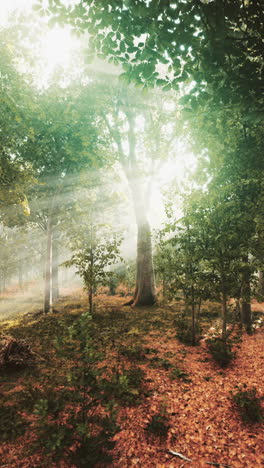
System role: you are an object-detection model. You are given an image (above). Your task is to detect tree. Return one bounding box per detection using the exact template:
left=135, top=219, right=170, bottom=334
left=0, top=29, right=35, bottom=217
left=16, top=83, right=105, bottom=312
left=156, top=194, right=215, bottom=344
left=95, top=80, right=177, bottom=306
left=65, top=225, right=122, bottom=313
left=42, top=0, right=263, bottom=117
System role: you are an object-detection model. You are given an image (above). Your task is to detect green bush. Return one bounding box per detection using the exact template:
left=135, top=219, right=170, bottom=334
left=232, top=386, right=263, bottom=423
left=206, top=336, right=235, bottom=367
left=0, top=404, right=28, bottom=441
left=149, top=357, right=173, bottom=370
left=145, top=413, right=170, bottom=438
left=174, top=316, right=201, bottom=346
left=169, top=367, right=191, bottom=383
left=119, top=344, right=146, bottom=361
left=27, top=312, right=119, bottom=467
left=102, top=365, right=145, bottom=405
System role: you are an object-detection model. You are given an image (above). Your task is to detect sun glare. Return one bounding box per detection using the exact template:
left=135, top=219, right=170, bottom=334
left=40, top=26, right=80, bottom=78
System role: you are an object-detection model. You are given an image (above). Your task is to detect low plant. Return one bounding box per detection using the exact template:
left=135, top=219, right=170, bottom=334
left=26, top=312, right=119, bottom=467
left=169, top=367, right=191, bottom=383
left=174, top=316, right=201, bottom=346
left=0, top=404, right=28, bottom=441
left=145, top=411, right=170, bottom=438
left=232, top=385, right=263, bottom=423
left=149, top=357, right=173, bottom=370
left=206, top=336, right=236, bottom=367
left=119, top=344, right=146, bottom=361
left=103, top=365, right=145, bottom=405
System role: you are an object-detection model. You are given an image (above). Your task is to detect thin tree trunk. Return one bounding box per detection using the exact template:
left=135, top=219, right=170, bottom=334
left=163, top=273, right=166, bottom=302
left=241, top=255, right=252, bottom=333
left=220, top=264, right=228, bottom=343
left=52, top=237, right=59, bottom=301
left=197, top=297, right=202, bottom=322
left=89, top=287, right=93, bottom=314
left=258, top=270, right=264, bottom=296
left=18, top=260, right=23, bottom=290
left=44, top=217, right=52, bottom=313
left=221, top=290, right=228, bottom=343
left=191, top=286, right=196, bottom=345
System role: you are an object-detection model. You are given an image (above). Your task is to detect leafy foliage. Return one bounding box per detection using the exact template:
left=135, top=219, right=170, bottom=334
left=0, top=404, right=28, bottom=442
left=29, top=311, right=119, bottom=467
left=102, top=365, right=145, bottom=406
left=64, top=226, right=122, bottom=312
left=232, top=385, right=263, bottom=423
left=206, top=336, right=236, bottom=367
left=145, top=412, right=170, bottom=438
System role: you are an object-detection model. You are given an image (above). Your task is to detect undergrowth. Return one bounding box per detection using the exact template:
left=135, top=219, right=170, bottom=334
left=231, top=385, right=263, bottom=423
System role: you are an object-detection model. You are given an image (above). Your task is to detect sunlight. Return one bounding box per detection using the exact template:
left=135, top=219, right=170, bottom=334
left=159, top=150, right=197, bottom=184
left=40, top=26, right=80, bottom=77
left=149, top=148, right=197, bottom=227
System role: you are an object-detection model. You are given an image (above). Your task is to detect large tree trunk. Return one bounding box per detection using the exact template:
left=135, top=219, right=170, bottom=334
left=44, top=217, right=52, bottom=313
left=107, top=104, right=156, bottom=307
left=52, top=237, right=59, bottom=301
left=133, top=220, right=156, bottom=306
left=125, top=172, right=156, bottom=307
left=241, top=255, right=252, bottom=333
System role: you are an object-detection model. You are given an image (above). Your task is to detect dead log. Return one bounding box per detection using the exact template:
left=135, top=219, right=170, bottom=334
left=0, top=335, right=36, bottom=369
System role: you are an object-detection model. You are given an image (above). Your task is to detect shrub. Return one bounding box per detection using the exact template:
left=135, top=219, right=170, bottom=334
left=174, top=316, right=201, bottom=346
left=149, top=357, right=173, bottom=370
left=119, top=344, right=146, bottom=361
left=0, top=404, right=28, bottom=441
left=169, top=367, right=191, bottom=383
left=102, top=365, right=145, bottom=406
left=206, top=336, right=235, bottom=367
left=145, top=413, right=170, bottom=438
left=232, top=386, right=263, bottom=423
left=27, top=312, right=119, bottom=467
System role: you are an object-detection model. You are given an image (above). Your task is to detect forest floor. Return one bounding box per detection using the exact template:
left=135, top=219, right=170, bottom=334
left=0, top=290, right=263, bottom=468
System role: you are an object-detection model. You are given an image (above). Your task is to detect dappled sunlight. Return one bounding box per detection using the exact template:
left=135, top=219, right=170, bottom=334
left=0, top=1, right=263, bottom=467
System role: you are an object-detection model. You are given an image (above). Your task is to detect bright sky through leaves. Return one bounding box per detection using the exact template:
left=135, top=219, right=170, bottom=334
left=0, top=0, right=197, bottom=228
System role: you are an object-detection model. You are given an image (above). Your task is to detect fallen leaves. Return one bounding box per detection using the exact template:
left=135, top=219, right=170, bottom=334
left=0, top=295, right=263, bottom=467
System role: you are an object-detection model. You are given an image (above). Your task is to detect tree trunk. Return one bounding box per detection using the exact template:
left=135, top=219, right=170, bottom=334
left=125, top=175, right=156, bottom=307
left=52, top=237, right=59, bottom=301
left=241, top=255, right=252, bottom=333
left=18, top=260, right=23, bottom=290
left=88, top=286, right=93, bottom=314
left=258, top=270, right=264, bottom=296
left=197, top=297, right=202, bottom=322
left=133, top=220, right=156, bottom=306
left=221, top=290, right=228, bottom=343
left=44, top=217, right=52, bottom=313
left=191, top=286, right=196, bottom=346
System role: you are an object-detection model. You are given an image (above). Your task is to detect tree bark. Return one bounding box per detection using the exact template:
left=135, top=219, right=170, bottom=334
left=44, top=217, right=52, bottom=313
left=105, top=104, right=156, bottom=307
left=88, top=286, right=93, bottom=314
left=133, top=220, right=156, bottom=306
left=241, top=255, right=252, bottom=333
left=191, top=285, right=196, bottom=345
left=52, top=237, right=59, bottom=301
left=258, top=270, right=264, bottom=296
left=221, top=292, right=228, bottom=343
left=18, top=260, right=23, bottom=290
